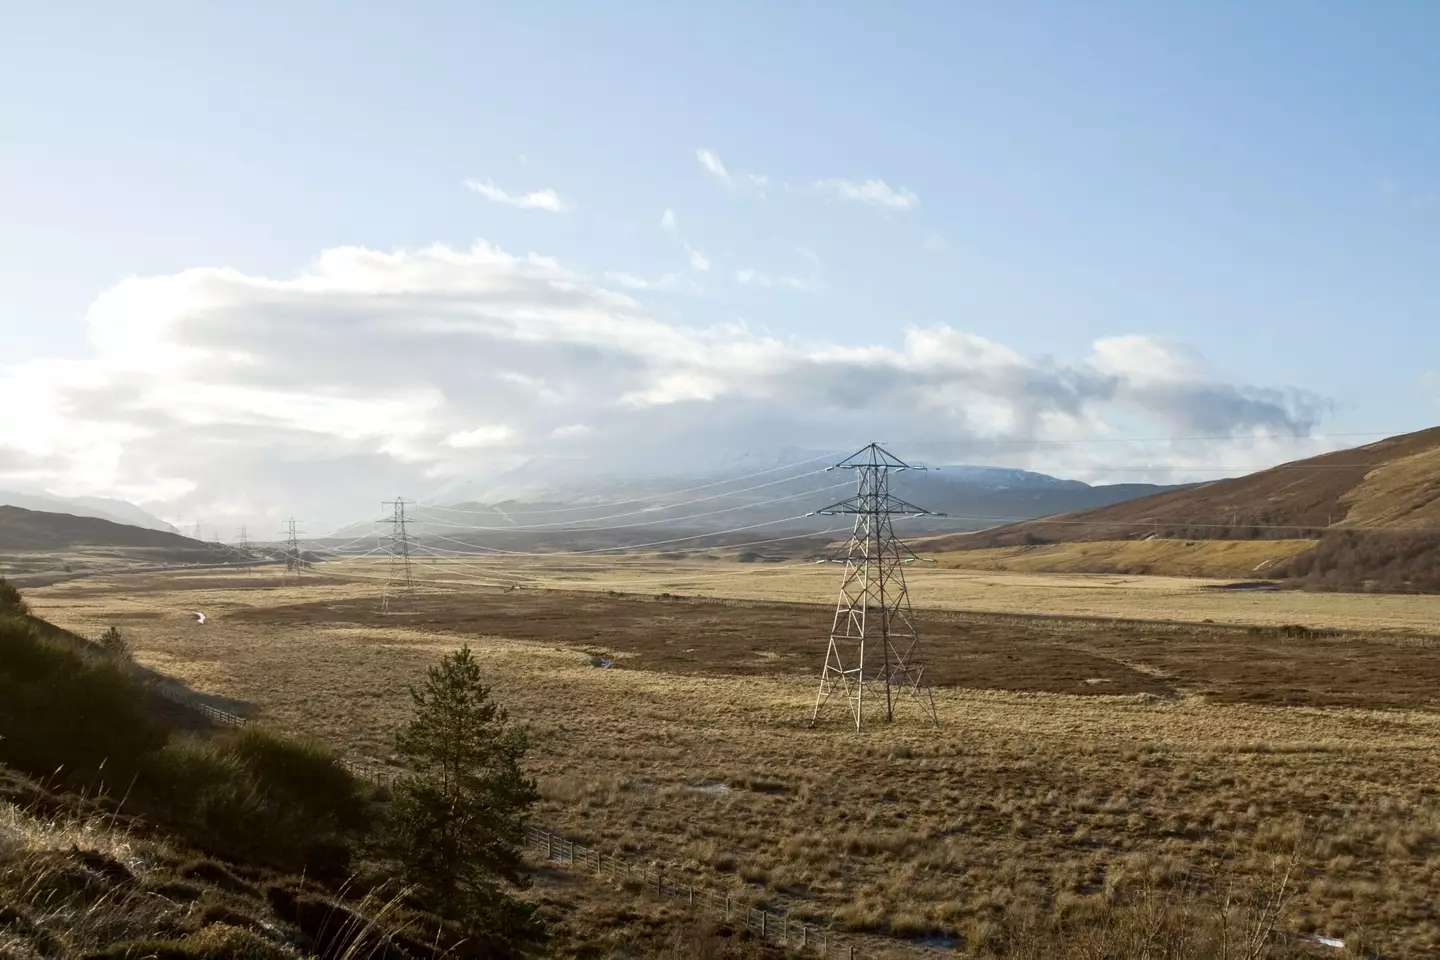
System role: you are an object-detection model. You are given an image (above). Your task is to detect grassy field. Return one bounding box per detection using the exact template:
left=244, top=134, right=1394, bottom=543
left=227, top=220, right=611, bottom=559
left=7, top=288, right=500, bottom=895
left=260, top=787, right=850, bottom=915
left=922, top=538, right=1318, bottom=579
left=26, top=561, right=1440, bottom=957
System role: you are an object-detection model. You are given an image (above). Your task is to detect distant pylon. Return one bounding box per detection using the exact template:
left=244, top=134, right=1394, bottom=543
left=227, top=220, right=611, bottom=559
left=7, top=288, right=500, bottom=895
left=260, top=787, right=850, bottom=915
left=380, top=497, right=417, bottom=613
left=809, top=443, right=942, bottom=731
left=237, top=526, right=252, bottom=572
left=283, top=519, right=306, bottom=574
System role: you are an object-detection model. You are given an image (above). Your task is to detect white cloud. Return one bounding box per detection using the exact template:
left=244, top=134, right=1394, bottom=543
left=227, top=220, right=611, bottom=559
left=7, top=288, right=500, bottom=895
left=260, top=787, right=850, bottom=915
left=922, top=230, right=947, bottom=251
left=696, top=149, right=766, bottom=193
left=661, top=208, right=678, bottom=232
left=734, top=269, right=811, bottom=291
left=687, top=246, right=711, bottom=272
left=815, top=178, right=919, bottom=211
left=696, top=149, right=730, bottom=183
left=0, top=240, right=1329, bottom=530
left=445, top=425, right=516, bottom=448
left=604, top=270, right=691, bottom=292
left=463, top=178, right=570, bottom=213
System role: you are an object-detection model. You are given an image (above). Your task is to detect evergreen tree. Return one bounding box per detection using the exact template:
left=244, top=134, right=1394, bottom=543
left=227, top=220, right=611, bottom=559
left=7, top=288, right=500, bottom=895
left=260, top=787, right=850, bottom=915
left=389, top=645, right=540, bottom=939
left=0, top=578, right=28, bottom=616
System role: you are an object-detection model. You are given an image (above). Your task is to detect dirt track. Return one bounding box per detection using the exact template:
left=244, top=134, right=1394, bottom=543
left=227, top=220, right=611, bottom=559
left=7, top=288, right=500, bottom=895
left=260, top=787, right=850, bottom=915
left=226, top=588, right=1440, bottom=710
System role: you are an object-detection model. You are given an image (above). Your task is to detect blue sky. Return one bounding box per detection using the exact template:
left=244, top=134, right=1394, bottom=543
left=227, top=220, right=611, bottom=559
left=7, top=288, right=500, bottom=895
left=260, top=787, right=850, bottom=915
left=1, top=2, right=1437, bottom=527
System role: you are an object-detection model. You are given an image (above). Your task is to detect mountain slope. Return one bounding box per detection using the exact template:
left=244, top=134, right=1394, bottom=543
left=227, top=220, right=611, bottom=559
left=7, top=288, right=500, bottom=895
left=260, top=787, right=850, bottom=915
left=0, top=489, right=176, bottom=533
left=925, top=427, right=1440, bottom=590
left=934, top=426, right=1440, bottom=549
left=0, top=505, right=204, bottom=551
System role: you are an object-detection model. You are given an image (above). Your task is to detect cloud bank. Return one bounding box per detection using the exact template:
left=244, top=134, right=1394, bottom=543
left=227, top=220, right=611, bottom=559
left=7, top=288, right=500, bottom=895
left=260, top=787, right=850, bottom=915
left=0, top=241, right=1329, bottom=531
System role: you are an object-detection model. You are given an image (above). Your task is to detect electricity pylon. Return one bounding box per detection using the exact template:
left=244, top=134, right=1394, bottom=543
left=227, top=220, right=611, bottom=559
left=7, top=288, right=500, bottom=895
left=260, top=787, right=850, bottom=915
left=237, top=526, right=252, bottom=572
left=809, top=442, right=942, bottom=731
left=380, top=497, right=417, bottom=613
left=283, top=519, right=306, bottom=574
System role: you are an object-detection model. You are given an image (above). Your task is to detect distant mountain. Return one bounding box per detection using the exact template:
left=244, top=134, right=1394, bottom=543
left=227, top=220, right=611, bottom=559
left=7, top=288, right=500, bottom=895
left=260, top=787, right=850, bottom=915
left=0, top=505, right=202, bottom=552
left=0, top=489, right=176, bottom=533
left=343, top=457, right=1188, bottom=549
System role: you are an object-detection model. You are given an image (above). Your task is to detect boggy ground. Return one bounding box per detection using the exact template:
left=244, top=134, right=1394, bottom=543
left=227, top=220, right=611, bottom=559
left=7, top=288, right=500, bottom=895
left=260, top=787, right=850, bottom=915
left=27, top=571, right=1440, bottom=957
left=223, top=588, right=1440, bottom=711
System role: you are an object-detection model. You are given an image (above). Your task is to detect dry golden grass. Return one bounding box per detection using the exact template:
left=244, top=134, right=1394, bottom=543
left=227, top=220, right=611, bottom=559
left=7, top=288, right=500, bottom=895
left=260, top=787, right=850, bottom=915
left=924, top=538, right=1318, bottom=579
left=25, top=565, right=1440, bottom=957
left=1337, top=443, right=1440, bottom=530
left=305, top=554, right=1440, bottom=633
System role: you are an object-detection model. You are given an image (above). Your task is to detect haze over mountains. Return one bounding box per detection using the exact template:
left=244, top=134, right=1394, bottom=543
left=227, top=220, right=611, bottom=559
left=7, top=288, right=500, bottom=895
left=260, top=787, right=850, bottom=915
left=329, top=455, right=1191, bottom=549
left=0, top=489, right=176, bottom=534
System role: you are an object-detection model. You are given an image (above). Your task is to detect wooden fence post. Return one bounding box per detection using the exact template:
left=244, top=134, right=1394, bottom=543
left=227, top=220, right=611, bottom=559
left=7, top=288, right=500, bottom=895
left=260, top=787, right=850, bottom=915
left=656, top=866, right=663, bottom=896
left=547, top=832, right=554, bottom=861
left=724, top=895, right=730, bottom=919
left=761, top=911, right=767, bottom=938
left=687, top=885, right=693, bottom=907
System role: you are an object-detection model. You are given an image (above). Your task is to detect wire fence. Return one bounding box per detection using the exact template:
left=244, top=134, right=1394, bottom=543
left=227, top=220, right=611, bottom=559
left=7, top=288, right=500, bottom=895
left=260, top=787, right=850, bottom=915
left=523, top=824, right=887, bottom=958
left=151, top=683, right=400, bottom=790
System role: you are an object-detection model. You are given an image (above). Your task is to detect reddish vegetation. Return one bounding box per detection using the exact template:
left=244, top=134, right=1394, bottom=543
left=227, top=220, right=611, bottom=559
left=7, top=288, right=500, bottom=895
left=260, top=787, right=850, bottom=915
left=230, top=589, right=1440, bottom=710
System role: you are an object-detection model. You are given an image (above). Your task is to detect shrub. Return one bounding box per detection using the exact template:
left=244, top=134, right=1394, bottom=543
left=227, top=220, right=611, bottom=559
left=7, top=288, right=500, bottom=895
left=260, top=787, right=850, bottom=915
left=143, top=730, right=371, bottom=878
left=98, top=626, right=132, bottom=661
left=0, top=616, right=167, bottom=784
left=0, top=578, right=27, bottom=615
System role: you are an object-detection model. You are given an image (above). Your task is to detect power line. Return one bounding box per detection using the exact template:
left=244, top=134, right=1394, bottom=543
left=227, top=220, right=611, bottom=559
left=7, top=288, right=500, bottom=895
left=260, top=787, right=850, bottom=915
left=891, top=430, right=1405, bottom=447
left=409, top=513, right=822, bottom=558
left=406, top=525, right=849, bottom=566
left=812, top=443, right=939, bottom=732
left=411, top=478, right=848, bottom=535
left=415, top=451, right=848, bottom=517
left=923, top=514, right=1440, bottom=535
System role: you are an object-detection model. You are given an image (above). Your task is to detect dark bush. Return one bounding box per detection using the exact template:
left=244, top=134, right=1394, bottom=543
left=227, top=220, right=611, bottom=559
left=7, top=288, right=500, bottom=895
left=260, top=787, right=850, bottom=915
left=1270, top=530, right=1440, bottom=594
left=0, top=615, right=168, bottom=783
left=0, top=577, right=28, bottom=615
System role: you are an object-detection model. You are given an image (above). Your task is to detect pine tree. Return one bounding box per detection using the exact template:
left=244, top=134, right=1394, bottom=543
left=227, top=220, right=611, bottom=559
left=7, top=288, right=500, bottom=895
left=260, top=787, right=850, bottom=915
left=389, top=645, right=540, bottom=938
left=0, top=578, right=27, bottom=616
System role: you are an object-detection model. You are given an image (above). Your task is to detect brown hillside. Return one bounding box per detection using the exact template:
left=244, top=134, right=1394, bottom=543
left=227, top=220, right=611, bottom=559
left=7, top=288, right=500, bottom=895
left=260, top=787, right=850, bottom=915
left=932, top=426, right=1440, bottom=550
left=0, top=505, right=204, bottom=551
left=922, top=427, right=1440, bottom=589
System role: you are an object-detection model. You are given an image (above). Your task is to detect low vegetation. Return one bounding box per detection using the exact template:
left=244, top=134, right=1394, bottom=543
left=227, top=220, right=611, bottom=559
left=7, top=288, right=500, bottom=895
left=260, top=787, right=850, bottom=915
left=1272, top=529, right=1440, bottom=593
left=19, top=570, right=1440, bottom=956
left=0, top=579, right=545, bottom=959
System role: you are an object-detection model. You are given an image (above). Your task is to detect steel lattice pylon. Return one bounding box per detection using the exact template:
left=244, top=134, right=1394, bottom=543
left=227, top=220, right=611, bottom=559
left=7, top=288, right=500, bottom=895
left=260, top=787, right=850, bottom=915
left=810, top=443, right=942, bottom=731
left=380, top=497, right=417, bottom=613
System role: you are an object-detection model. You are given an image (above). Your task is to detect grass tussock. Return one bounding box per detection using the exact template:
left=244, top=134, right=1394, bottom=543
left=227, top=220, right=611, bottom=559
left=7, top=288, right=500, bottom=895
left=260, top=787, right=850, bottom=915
left=0, top=777, right=511, bottom=960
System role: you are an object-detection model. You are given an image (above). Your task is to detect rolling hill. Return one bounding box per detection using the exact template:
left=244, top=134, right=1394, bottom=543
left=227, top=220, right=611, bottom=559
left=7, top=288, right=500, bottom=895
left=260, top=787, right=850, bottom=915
left=0, top=505, right=203, bottom=552
left=924, top=426, right=1440, bottom=590
left=0, top=488, right=176, bottom=532
left=0, top=506, right=250, bottom=583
